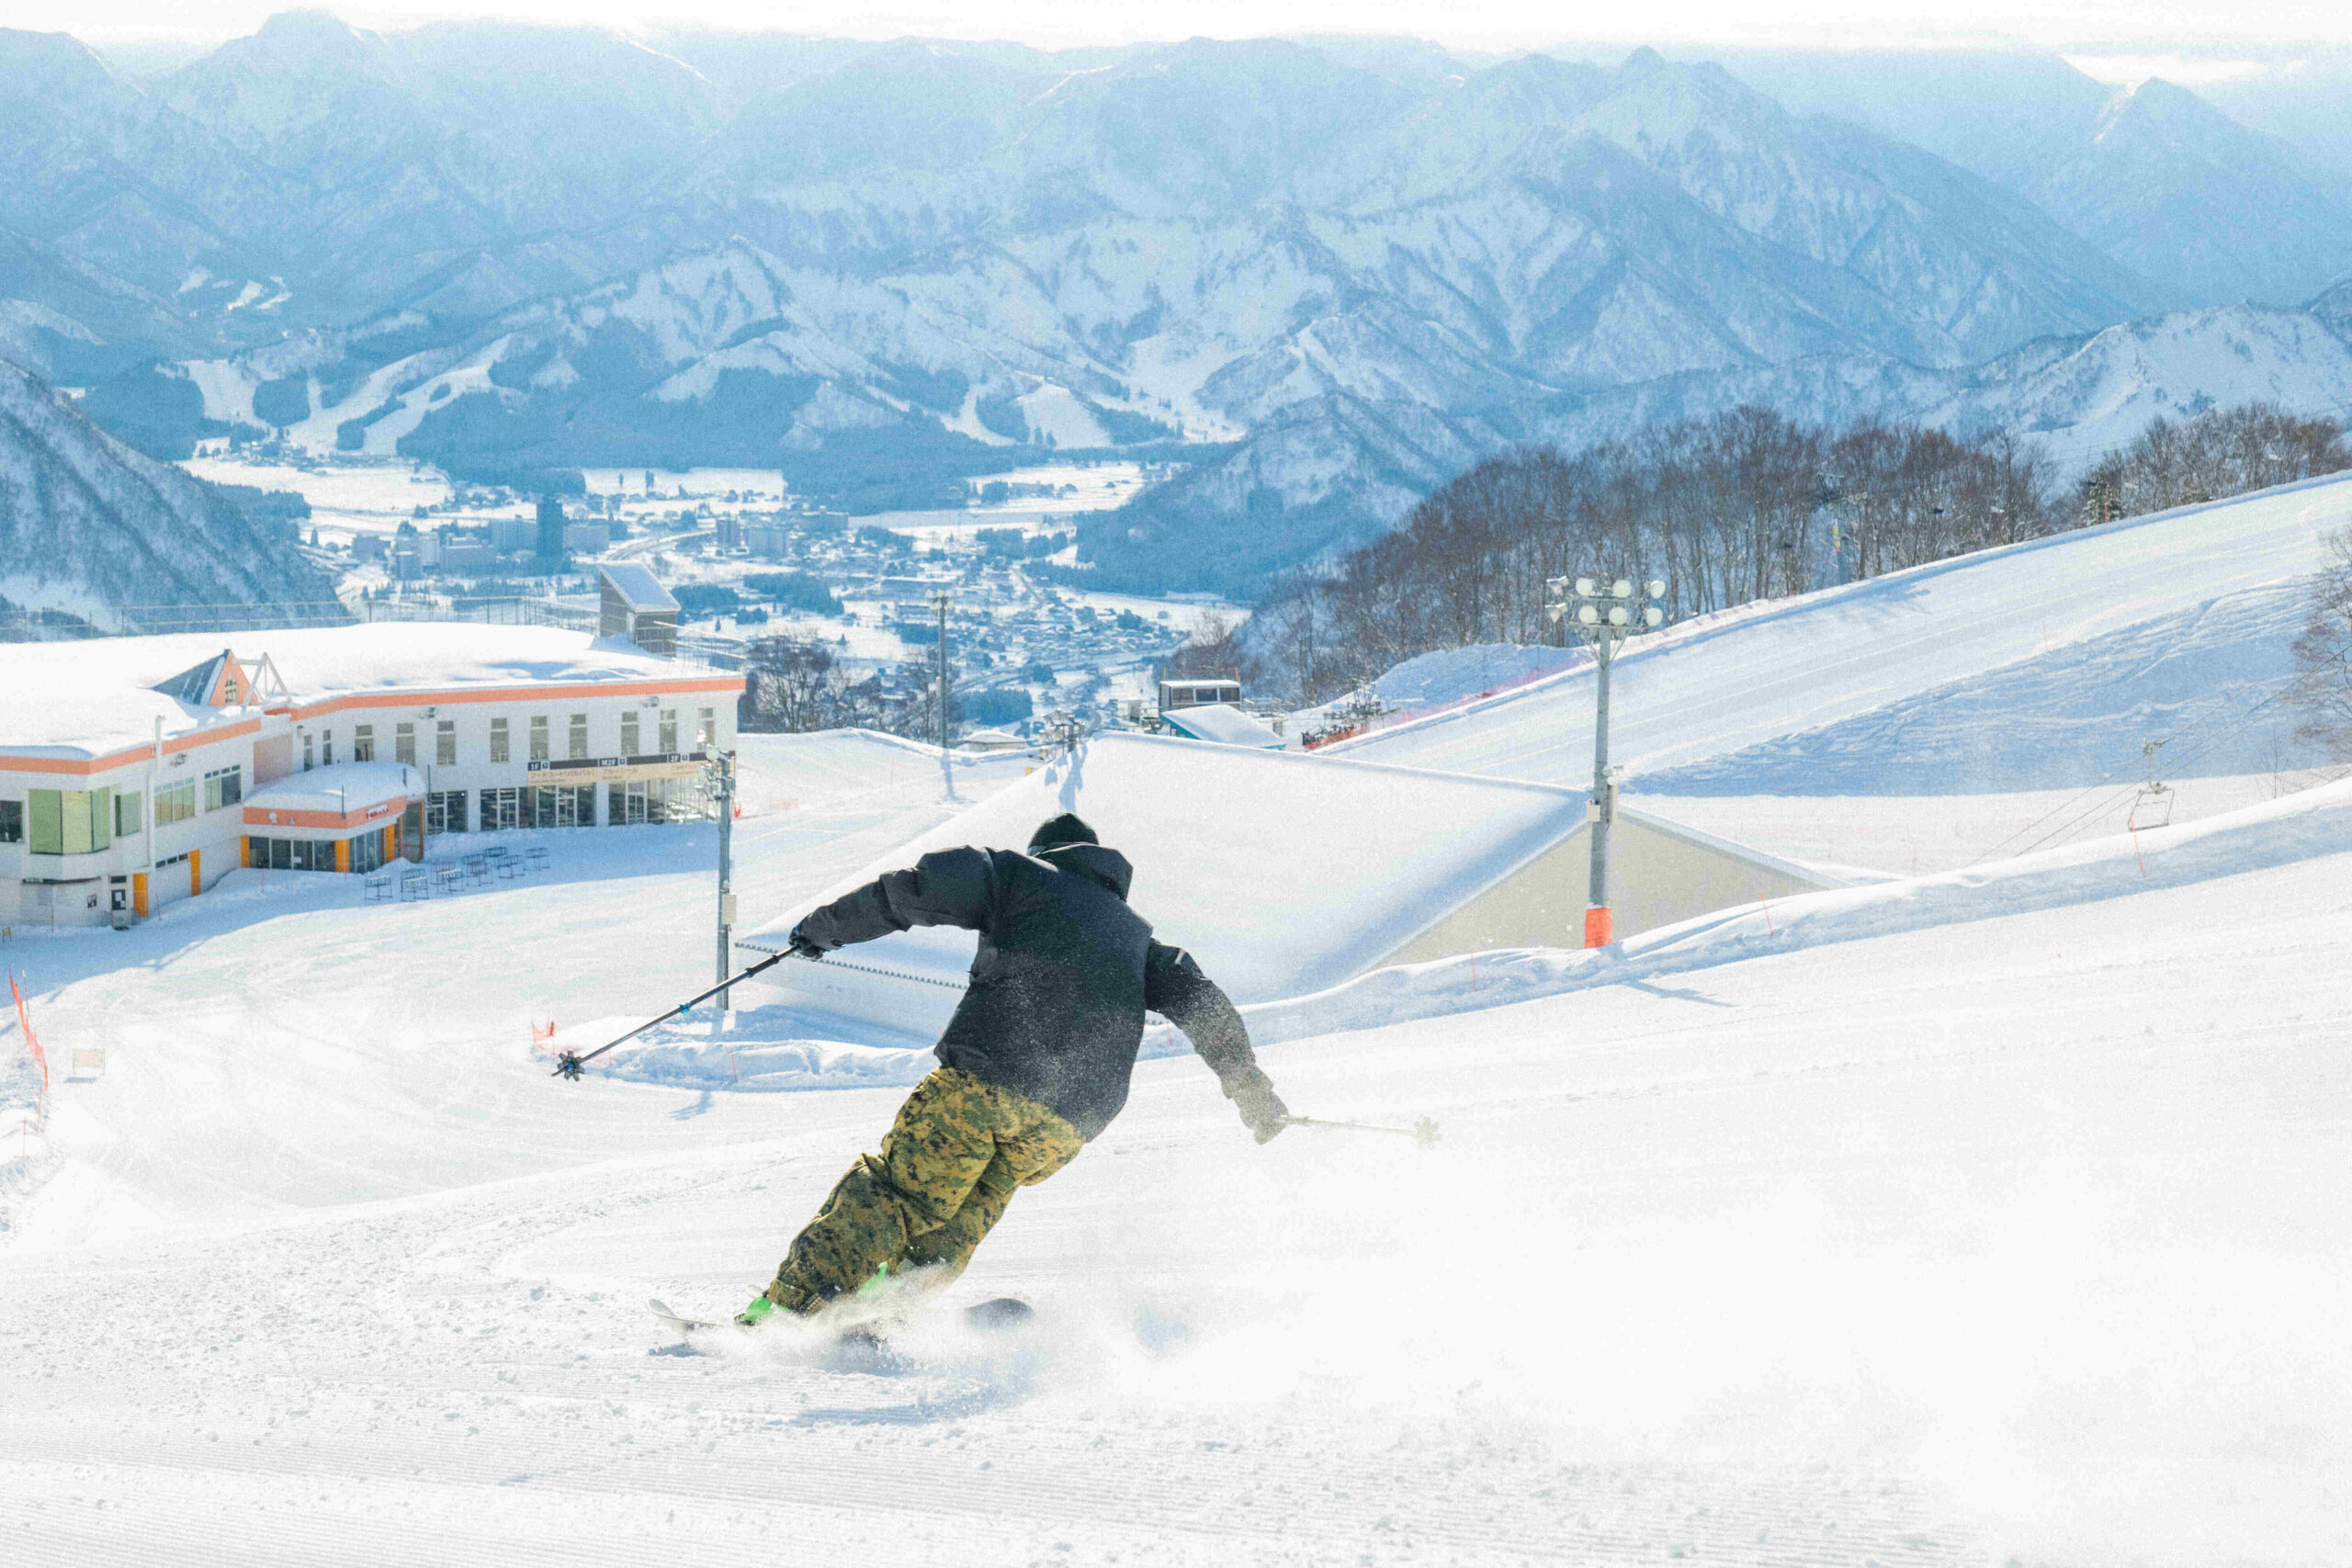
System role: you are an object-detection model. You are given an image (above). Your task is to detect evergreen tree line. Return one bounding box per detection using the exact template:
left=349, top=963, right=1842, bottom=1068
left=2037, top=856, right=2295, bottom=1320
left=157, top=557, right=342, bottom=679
left=1240, top=402, right=2349, bottom=705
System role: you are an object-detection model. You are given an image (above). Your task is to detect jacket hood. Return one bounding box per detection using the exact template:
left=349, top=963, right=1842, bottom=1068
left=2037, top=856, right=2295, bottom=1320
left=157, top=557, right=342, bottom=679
left=1034, top=841, right=1133, bottom=901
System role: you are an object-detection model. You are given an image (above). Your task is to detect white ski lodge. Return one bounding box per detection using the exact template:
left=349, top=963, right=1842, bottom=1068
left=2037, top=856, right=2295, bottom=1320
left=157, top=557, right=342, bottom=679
left=0, top=623, right=742, bottom=929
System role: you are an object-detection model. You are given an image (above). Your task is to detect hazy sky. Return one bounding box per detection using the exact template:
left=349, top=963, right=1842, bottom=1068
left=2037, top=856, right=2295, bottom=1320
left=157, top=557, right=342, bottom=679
left=38, top=0, right=2352, bottom=60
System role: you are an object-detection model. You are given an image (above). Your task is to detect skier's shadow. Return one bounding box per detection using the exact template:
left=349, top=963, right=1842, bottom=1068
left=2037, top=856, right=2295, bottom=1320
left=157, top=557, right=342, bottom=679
left=1621, top=978, right=1734, bottom=1008
left=669, top=1090, right=717, bottom=1119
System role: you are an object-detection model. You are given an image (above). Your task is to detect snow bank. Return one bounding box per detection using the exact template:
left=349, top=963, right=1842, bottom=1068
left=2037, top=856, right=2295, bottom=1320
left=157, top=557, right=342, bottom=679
left=1241, top=770, right=2352, bottom=1047
left=594, top=770, right=2352, bottom=1092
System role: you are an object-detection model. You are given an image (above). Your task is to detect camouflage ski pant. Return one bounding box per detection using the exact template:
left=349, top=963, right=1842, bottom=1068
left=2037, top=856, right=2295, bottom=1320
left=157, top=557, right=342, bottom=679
left=763, top=1066, right=1083, bottom=1316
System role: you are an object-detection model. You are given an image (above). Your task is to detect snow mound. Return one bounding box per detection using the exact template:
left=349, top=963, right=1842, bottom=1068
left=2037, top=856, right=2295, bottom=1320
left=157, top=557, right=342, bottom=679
left=1243, top=770, right=2352, bottom=1047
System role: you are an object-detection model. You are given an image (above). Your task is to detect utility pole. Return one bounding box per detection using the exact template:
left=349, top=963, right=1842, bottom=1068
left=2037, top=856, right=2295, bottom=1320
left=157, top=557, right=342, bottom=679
left=1547, top=574, right=1668, bottom=949
left=931, top=589, right=952, bottom=750
left=714, top=750, right=736, bottom=1014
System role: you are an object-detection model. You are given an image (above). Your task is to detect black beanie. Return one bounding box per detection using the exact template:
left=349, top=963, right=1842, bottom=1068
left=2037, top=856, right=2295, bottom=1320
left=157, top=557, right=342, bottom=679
left=1029, top=812, right=1099, bottom=850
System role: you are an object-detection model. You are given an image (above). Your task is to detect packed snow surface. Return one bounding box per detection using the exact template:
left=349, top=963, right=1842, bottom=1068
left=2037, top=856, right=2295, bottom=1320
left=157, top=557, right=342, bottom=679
left=3, top=735, right=2346, bottom=1563
left=1339, top=472, right=2352, bottom=792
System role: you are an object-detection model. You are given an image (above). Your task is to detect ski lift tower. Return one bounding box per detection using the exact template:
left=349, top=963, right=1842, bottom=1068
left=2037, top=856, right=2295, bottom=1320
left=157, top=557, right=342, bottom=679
left=2130, top=739, right=2174, bottom=831
left=1547, top=573, right=1667, bottom=948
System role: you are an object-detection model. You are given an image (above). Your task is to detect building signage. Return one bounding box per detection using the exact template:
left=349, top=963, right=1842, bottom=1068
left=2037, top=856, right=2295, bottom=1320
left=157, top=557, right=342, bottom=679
left=526, top=752, right=707, bottom=785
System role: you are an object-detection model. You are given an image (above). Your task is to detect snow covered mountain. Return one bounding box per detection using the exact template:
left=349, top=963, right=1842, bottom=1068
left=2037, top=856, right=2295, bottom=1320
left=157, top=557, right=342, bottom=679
left=1723, top=46, right=2352, bottom=310
left=0, top=359, right=339, bottom=622
left=18, top=17, right=2352, bottom=592
left=142, top=39, right=2163, bottom=527
left=1100, top=297, right=2352, bottom=592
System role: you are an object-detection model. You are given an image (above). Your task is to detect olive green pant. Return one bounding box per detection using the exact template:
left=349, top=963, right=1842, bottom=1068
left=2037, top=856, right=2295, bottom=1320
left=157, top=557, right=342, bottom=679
left=764, top=1066, right=1083, bottom=1316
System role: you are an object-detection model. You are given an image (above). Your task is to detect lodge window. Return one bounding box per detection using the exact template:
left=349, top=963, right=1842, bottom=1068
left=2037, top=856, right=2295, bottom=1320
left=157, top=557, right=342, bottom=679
left=354, top=725, right=375, bottom=762
left=154, top=780, right=197, bottom=825
left=480, top=786, right=521, bottom=831
left=424, top=790, right=468, bottom=835
left=608, top=777, right=691, bottom=825
left=490, top=718, right=510, bottom=764
left=322, top=730, right=334, bottom=766
left=525, top=784, right=594, bottom=828
left=698, top=707, right=715, bottom=749
left=0, top=800, right=20, bottom=843
left=436, top=720, right=457, bottom=766
left=302, top=733, right=314, bottom=772
left=621, top=712, right=640, bottom=756
left=114, top=791, right=141, bottom=837
left=26, top=787, right=112, bottom=854
left=249, top=836, right=333, bottom=873
left=395, top=722, right=416, bottom=765
left=529, top=716, right=550, bottom=762
left=202, top=766, right=241, bottom=812
left=658, top=708, right=678, bottom=754
left=351, top=829, right=385, bottom=874
left=569, top=713, right=589, bottom=760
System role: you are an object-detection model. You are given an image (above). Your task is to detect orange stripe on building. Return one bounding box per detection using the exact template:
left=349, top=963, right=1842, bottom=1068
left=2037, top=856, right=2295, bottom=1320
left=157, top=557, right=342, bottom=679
left=243, top=796, right=409, bottom=831
left=0, top=717, right=263, bottom=777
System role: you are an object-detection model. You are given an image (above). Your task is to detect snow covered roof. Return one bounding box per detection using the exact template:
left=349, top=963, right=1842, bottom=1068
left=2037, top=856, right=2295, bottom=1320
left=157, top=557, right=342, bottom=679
left=1, top=625, right=733, bottom=758
left=243, top=761, right=417, bottom=816
left=1160, top=703, right=1285, bottom=749
left=739, top=732, right=1591, bottom=1005
left=598, top=563, right=677, bottom=614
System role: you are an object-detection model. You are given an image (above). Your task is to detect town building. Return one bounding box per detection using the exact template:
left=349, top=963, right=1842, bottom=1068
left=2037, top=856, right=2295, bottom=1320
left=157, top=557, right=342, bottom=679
left=599, top=564, right=679, bottom=655
left=1159, top=678, right=1242, bottom=713
left=1, top=624, right=742, bottom=929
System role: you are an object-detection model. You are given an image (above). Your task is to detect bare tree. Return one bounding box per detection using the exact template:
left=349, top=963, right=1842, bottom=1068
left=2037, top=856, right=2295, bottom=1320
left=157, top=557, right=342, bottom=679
left=2290, top=526, right=2352, bottom=761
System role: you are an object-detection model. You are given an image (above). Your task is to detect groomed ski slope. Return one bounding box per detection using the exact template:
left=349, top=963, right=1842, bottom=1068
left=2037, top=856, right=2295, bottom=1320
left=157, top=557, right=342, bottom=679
left=1335, top=472, right=2352, bottom=794
left=1, top=734, right=2347, bottom=1564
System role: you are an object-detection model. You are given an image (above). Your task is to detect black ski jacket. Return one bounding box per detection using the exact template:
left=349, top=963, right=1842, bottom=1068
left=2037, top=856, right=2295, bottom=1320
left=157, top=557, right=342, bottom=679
left=791, top=841, right=1261, bottom=1138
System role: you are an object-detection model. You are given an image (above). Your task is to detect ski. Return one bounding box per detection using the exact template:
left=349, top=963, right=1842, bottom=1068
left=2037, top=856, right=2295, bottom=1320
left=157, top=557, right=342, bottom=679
left=649, top=1297, right=719, bottom=1336
left=649, top=1295, right=1033, bottom=1342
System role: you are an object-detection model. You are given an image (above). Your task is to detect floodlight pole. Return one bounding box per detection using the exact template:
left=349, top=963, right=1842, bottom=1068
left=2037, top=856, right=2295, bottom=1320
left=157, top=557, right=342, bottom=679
left=715, top=750, right=735, bottom=1014
left=1547, top=574, right=1668, bottom=949
left=1587, top=632, right=1617, bottom=948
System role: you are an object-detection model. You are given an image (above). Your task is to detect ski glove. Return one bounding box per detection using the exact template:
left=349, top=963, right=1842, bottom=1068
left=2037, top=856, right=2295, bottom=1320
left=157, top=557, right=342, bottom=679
left=1226, top=1066, right=1290, bottom=1145
left=786, top=924, right=829, bottom=961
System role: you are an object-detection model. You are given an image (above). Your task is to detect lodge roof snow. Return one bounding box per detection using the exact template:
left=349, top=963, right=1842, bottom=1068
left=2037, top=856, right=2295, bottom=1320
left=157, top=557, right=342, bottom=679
left=243, top=761, right=417, bottom=815
left=2, top=624, right=724, bottom=759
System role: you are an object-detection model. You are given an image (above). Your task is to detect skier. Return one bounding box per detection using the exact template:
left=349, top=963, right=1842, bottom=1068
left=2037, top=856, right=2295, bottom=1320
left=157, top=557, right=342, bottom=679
left=736, top=811, right=1289, bottom=1330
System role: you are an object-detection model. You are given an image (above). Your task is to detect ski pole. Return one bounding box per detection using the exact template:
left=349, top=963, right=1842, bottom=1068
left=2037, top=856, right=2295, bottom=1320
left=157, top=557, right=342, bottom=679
left=550, top=949, right=967, bottom=1079
left=553, top=952, right=791, bottom=1079
left=1283, top=1114, right=1442, bottom=1148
